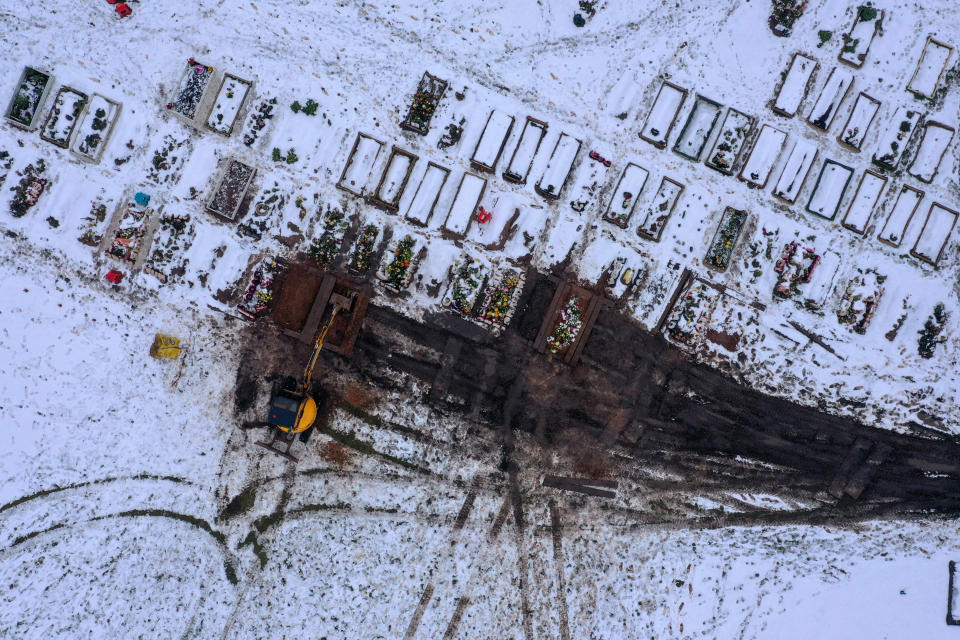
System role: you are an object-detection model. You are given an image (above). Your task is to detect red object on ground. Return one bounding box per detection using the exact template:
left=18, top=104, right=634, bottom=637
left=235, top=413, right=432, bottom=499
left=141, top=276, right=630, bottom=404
left=106, top=270, right=124, bottom=284
left=476, top=207, right=492, bottom=224
left=116, top=3, right=132, bottom=17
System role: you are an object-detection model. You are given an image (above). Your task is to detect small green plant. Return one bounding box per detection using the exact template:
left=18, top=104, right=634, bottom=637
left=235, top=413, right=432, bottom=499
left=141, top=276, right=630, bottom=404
left=290, top=100, right=302, bottom=113
left=271, top=147, right=282, bottom=162
left=285, top=148, right=298, bottom=164
left=857, top=3, right=877, bottom=21
left=302, top=99, right=319, bottom=116
left=817, top=30, right=832, bottom=47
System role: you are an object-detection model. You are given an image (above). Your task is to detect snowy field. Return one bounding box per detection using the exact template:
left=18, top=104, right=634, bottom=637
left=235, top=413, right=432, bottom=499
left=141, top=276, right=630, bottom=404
left=2, top=0, right=960, bottom=637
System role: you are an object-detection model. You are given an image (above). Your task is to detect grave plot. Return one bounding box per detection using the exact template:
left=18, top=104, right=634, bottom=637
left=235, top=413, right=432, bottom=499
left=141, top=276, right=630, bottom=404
left=639, top=80, right=687, bottom=149
left=672, top=95, right=722, bottom=160
left=39, top=86, right=87, bottom=148
left=107, top=192, right=154, bottom=264
left=772, top=138, right=817, bottom=204
left=4, top=66, right=53, bottom=130
left=443, top=172, right=486, bottom=237
left=240, top=97, right=277, bottom=147
left=838, top=5, right=884, bottom=68
left=872, top=106, right=922, bottom=171
left=837, top=92, right=880, bottom=151
left=502, top=116, right=547, bottom=184
left=370, top=146, right=417, bottom=212
left=440, top=254, right=489, bottom=318
left=403, top=162, right=449, bottom=226
left=239, top=181, right=291, bottom=240
left=907, top=36, right=954, bottom=100
left=772, top=53, right=817, bottom=118
left=836, top=268, right=886, bottom=335
left=307, top=205, right=350, bottom=267
left=663, top=279, right=719, bottom=347
left=918, top=303, right=949, bottom=359
left=143, top=213, right=195, bottom=284
left=704, top=206, right=748, bottom=271
left=807, top=67, right=853, bottom=131
left=237, top=256, right=285, bottom=319
left=907, top=121, right=954, bottom=184
left=347, top=222, right=382, bottom=277
left=400, top=72, right=447, bottom=135
left=167, top=58, right=215, bottom=121
left=9, top=159, right=48, bottom=218
left=806, top=159, right=853, bottom=220
left=877, top=185, right=923, bottom=247
left=739, top=124, right=786, bottom=188
left=77, top=198, right=111, bottom=246
left=567, top=148, right=613, bottom=214
left=0, top=149, right=12, bottom=189
left=376, top=235, right=424, bottom=293
left=637, top=177, right=684, bottom=241
left=705, top=108, right=754, bottom=175
left=337, top=132, right=384, bottom=196
left=476, top=268, right=525, bottom=335
left=772, top=241, right=821, bottom=299
left=205, top=73, right=253, bottom=136
left=146, top=134, right=193, bottom=186
left=910, top=203, right=958, bottom=266
left=841, top=170, right=887, bottom=234
left=470, top=110, right=514, bottom=172
left=206, top=159, right=256, bottom=221
left=533, top=282, right=602, bottom=363
left=602, top=163, right=649, bottom=228
left=602, top=254, right=646, bottom=299
left=71, top=94, right=121, bottom=163
left=534, top=132, right=581, bottom=199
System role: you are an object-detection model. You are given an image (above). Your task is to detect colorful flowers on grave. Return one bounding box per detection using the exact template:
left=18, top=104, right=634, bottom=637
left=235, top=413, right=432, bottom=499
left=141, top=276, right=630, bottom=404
left=385, top=236, right=415, bottom=289
left=480, top=271, right=522, bottom=327
left=705, top=207, right=747, bottom=271
left=308, top=207, right=347, bottom=267
left=547, top=295, right=585, bottom=354
left=350, top=224, right=379, bottom=274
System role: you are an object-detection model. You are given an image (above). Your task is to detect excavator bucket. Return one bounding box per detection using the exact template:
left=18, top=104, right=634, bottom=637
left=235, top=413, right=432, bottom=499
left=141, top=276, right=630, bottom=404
left=150, top=333, right=182, bottom=359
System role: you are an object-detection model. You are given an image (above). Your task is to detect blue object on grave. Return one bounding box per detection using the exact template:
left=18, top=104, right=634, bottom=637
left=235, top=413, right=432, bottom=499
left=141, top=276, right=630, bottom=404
left=134, top=192, right=150, bottom=206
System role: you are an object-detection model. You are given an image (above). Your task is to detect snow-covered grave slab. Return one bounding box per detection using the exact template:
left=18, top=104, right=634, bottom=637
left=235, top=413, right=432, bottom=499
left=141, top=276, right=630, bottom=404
left=911, top=202, right=958, bottom=266
left=772, top=53, right=817, bottom=118
left=4, top=66, right=54, bottom=130
left=534, top=132, right=580, bottom=199
left=70, top=93, right=121, bottom=163
left=337, top=132, right=384, bottom=196
left=167, top=58, right=215, bottom=121
left=772, top=137, right=817, bottom=203
left=907, top=36, right=954, bottom=99
left=878, top=184, right=924, bottom=247
left=704, top=206, right=748, bottom=271
left=441, top=254, right=489, bottom=318
left=807, top=66, right=853, bottom=131
left=470, top=109, right=514, bottom=172
left=370, top=146, right=418, bottom=212
left=205, top=73, right=253, bottom=136
left=637, top=176, right=684, bottom=241
left=602, top=163, right=649, bottom=228
left=205, top=159, right=256, bottom=221
left=838, top=5, right=884, bottom=68
left=837, top=92, right=880, bottom=151
left=143, top=213, right=194, bottom=284
left=477, top=268, right=525, bottom=335
left=400, top=71, right=447, bottom=135
left=443, top=172, right=486, bottom=237
left=842, top=170, right=887, bottom=234
left=806, top=159, right=853, bottom=220
left=107, top=191, right=155, bottom=264
left=872, top=106, right=922, bottom=171
left=403, top=162, right=449, bottom=226
left=672, top=94, right=722, bottom=160
left=738, top=124, right=787, bottom=188
left=39, top=85, right=87, bottom=148
left=705, top=108, right=754, bottom=174
left=503, top=116, right=547, bottom=184
left=639, top=80, right=687, bottom=149
left=907, top=121, right=954, bottom=184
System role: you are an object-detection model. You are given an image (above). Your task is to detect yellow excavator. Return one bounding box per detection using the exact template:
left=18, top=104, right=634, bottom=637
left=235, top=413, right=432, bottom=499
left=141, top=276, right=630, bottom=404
left=257, top=290, right=356, bottom=461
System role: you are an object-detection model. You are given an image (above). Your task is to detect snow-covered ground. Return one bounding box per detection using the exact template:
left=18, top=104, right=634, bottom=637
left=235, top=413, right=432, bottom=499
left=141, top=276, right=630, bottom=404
left=3, top=0, right=960, bottom=637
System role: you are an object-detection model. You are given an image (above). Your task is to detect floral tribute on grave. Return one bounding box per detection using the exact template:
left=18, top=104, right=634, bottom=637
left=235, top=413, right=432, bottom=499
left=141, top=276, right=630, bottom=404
left=836, top=268, right=885, bottom=334
left=78, top=200, right=109, bottom=246
left=348, top=223, right=380, bottom=276
left=241, top=97, right=277, bottom=147
left=72, top=94, right=121, bottom=163
left=918, top=303, right=948, bottom=359
left=664, top=282, right=715, bottom=346
left=377, top=235, right=421, bottom=293
left=441, top=255, right=488, bottom=318
left=546, top=295, right=585, bottom=354
left=237, top=257, right=285, bottom=320
left=307, top=206, right=349, bottom=267
left=772, top=241, right=820, bottom=299
left=768, top=0, right=807, bottom=37
left=40, top=86, right=87, bottom=148
left=9, top=160, right=48, bottom=217
left=5, top=67, right=52, bottom=129
left=478, top=269, right=525, bottom=335
left=144, top=214, right=194, bottom=284
left=167, top=58, right=214, bottom=120
left=107, top=192, right=153, bottom=263
left=704, top=207, right=748, bottom=272
left=400, top=72, right=447, bottom=135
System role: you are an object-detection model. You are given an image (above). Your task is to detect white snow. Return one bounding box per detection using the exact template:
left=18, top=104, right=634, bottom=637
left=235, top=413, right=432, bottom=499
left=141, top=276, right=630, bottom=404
left=739, top=124, right=786, bottom=187
left=205, top=74, right=252, bottom=136
left=806, top=160, right=853, bottom=219
left=502, top=116, right=546, bottom=184
left=878, top=186, right=924, bottom=247
left=534, top=132, right=579, bottom=198
left=773, top=54, right=816, bottom=117
left=842, top=170, right=887, bottom=234
left=912, top=203, right=958, bottom=265
left=706, top=108, right=753, bottom=174
left=603, top=163, right=649, bottom=226
left=71, top=94, right=120, bottom=163
left=470, top=109, right=513, bottom=171
left=673, top=95, right=722, bottom=160
left=838, top=8, right=883, bottom=67
left=908, top=122, right=955, bottom=184
left=872, top=106, right=922, bottom=170
left=373, top=148, right=413, bottom=207
left=39, top=86, right=86, bottom=147
left=638, top=177, right=684, bottom=241
left=404, top=162, right=449, bottom=226
left=773, top=137, right=817, bottom=203
left=807, top=67, right=853, bottom=131
left=838, top=92, right=880, bottom=151
left=640, top=81, right=685, bottom=148
left=907, top=37, right=953, bottom=99
left=338, top=133, right=383, bottom=196
left=444, top=173, right=486, bottom=236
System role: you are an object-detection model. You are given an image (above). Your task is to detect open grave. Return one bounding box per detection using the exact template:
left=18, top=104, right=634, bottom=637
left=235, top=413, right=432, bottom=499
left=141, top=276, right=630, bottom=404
left=838, top=5, right=884, bottom=68
left=640, top=80, right=686, bottom=149
left=39, top=85, right=87, bottom=148
left=837, top=92, right=880, bottom=152
left=337, top=132, right=384, bottom=196
left=806, top=159, right=853, bottom=220
left=772, top=138, right=817, bottom=203
left=400, top=71, right=447, bottom=135
left=704, top=206, right=748, bottom=271
left=907, top=36, right=953, bottom=100
left=532, top=280, right=603, bottom=365
left=502, top=116, right=547, bottom=184
left=705, top=108, right=754, bottom=174
left=370, top=146, right=418, bottom=212
left=877, top=185, right=924, bottom=247
left=910, top=203, right=958, bottom=266
left=443, top=172, right=486, bottom=237
left=772, top=53, right=816, bottom=118
left=602, top=163, right=649, bottom=228
left=841, top=170, right=887, bottom=234
left=637, top=177, right=684, bottom=241
left=470, top=109, right=514, bottom=173
left=4, top=66, right=53, bottom=130
left=907, top=121, right=954, bottom=184
left=167, top=58, right=215, bottom=122
left=205, top=73, right=253, bottom=136
left=872, top=106, right=922, bottom=171
left=71, top=94, right=121, bottom=163
left=739, top=124, right=786, bottom=188
left=534, top=132, right=580, bottom=199
left=672, top=95, right=722, bottom=161
left=206, top=159, right=256, bottom=221
left=807, top=66, right=853, bottom=131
